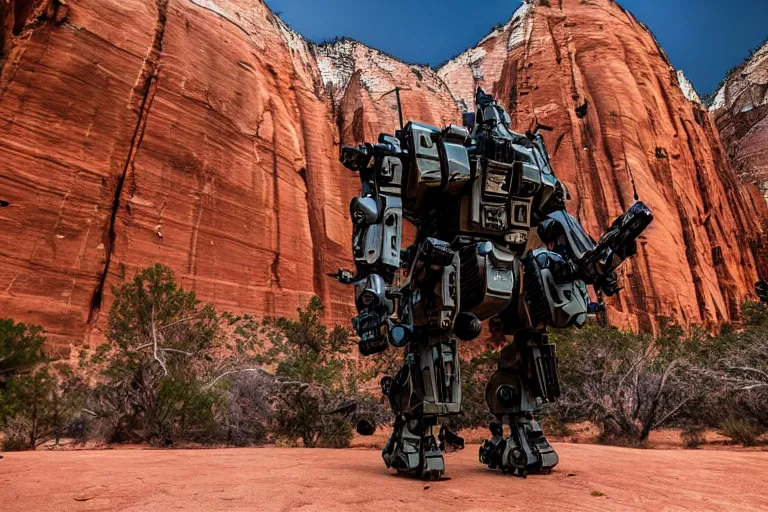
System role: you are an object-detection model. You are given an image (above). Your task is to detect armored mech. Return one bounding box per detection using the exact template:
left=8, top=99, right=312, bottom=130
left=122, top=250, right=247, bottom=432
left=331, top=88, right=652, bottom=479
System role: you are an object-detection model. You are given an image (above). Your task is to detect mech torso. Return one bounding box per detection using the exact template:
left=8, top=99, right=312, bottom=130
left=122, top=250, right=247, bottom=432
left=340, top=87, right=651, bottom=352
left=397, top=94, right=567, bottom=256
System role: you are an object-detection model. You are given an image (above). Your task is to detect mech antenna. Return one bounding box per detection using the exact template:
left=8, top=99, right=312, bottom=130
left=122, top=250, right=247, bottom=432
left=379, top=87, right=406, bottom=131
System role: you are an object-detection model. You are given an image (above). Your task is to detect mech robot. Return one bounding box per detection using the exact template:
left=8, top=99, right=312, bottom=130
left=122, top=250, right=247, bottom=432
left=330, top=88, right=653, bottom=479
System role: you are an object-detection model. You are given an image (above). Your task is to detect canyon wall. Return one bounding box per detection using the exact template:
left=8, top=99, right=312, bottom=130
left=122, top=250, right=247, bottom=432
left=0, top=0, right=763, bottom=353
left=0, top=0, right=360, bottom=352
left=711, top=40, right=768, bottom=208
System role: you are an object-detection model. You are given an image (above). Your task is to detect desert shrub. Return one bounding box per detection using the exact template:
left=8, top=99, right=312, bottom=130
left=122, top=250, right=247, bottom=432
left=262, top=297, right=353, bottom=388
left=680, top=425, right=706, bottom=449
left=540, top=411, right=573, bottom=438
left=88, top=264, right=225, bottom=446
left=220, top=371, right=275, bottom=447
left=549, top=325, right=701, bottom=445
left=689, top=303, right=768, bottom=430
left=0, top=319, right=46, bottom=384
left=742, top=300, right=768, bottom=327
left=270, top=383, right=353, bottom=447
left=0, top=320, right=87, bottom=450
left=719, top=419, right=764, bottom=446
left=261, top=297, right=369, bottom=448
left=1, top=364, right=87, bottom=450
left=539, top=0, right=551, bottom=6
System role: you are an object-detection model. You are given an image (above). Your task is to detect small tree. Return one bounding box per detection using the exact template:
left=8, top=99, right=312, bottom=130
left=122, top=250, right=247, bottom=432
left=1, top=365, right=87, bottom=450
left=262, top=297, right=353, bottom=388
left=261, top=297, right=366, bottom=448
left=91, top=264, right=222, bottom=445
left=0, top=320, right=87, bottom=451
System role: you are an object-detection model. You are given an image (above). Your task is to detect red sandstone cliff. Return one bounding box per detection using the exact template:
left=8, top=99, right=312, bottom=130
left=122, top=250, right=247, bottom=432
left=315, top=39, right=460, bottom=145
left=711, top=39, right=768, bottom=206
left=0, top=0, right=763, bottom=352
left=0, top=0, right=358, bottom=351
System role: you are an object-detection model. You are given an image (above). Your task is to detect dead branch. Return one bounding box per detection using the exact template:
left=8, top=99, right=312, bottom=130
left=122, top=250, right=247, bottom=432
left=203, top=368, right=273, bottom=390
left=151, top=305, right=168, bottom=376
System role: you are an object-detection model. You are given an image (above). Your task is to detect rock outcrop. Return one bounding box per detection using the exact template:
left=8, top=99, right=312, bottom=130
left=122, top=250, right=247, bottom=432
left=316, top=39, right=459, bottom=143
left=0, top=0, right=763, bottom=352
left=711, top=39, right=768, bottom=206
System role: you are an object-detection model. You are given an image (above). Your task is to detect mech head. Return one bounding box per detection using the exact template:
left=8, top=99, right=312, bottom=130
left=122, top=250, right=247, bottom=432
left=474, top=87, right=511, bottom=128
left=464, top=87, right=519, bottom=143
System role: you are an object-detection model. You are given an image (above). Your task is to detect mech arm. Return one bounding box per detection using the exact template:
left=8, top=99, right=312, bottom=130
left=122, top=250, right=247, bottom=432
left=335, top=136, right=406, bottom=356
left=537, top=201, right=653, bottom=296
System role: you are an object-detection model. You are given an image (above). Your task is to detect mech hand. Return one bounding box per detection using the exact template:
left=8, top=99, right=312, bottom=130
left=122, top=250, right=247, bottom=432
left=353, top=310, right=410, bottom=356
left=352, top=309, right=389, bottom=356
left=581, top=201, right=653, bottom=282
left=594, top=272, right=621, bottom=296
left=340, top=144, right=372, bottom=172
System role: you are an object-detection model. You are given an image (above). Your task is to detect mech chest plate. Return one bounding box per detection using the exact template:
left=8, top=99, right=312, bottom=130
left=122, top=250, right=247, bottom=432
left=459, top=157, right=538, bottom=244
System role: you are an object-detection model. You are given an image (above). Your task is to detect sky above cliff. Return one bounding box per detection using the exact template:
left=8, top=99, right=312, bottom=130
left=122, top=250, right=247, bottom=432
left=265, top=0, right=768, bottom=95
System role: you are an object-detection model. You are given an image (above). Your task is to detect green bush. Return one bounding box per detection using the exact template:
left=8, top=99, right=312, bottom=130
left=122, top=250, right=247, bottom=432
left=539, top=0, right=551, bottom=6
left=261, top=297, right=364, bottom=448
left=719, top=419, right=764, bottom=447
left=680, top=425, right=706, bottom=449
left=89, top=264, right=224, bottom=446
left=0, top=320, right=86, bottom=450
left=1, top=365, right=87, bottom=450
left=0, top=319, right=46, bottom=383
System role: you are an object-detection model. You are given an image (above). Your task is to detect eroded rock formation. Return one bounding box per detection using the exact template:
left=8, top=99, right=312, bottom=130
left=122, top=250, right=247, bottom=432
left=0, top=0, right=359, bottom=352
left=0, top=0, right=763, bottom=352
left=711, top=39, right=768, bottom=206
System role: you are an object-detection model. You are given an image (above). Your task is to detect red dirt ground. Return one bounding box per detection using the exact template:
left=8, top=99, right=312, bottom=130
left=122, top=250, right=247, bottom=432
left=2, top=443, right=767, bottom=511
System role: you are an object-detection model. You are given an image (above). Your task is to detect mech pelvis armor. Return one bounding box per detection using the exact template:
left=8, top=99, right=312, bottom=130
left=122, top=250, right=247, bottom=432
left=332, top=88, right=653, bottom=479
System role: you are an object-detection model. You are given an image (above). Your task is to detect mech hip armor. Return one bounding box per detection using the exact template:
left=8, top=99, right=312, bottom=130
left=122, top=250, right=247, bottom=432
left=332, top=88, right=652, bottom=479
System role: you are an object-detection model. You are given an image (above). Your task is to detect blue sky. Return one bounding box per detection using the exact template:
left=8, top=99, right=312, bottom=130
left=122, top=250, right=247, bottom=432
left=265, top=0, right=768, bottom=95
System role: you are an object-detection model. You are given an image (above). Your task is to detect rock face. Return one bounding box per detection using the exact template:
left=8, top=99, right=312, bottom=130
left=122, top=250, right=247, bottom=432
left=0, top=0, right=358, bottom=351
left=316, top=39, right=459, bottom=144
left=711, top=39, right=768, bottom=206
left=0, top=0, right=763, bottom=351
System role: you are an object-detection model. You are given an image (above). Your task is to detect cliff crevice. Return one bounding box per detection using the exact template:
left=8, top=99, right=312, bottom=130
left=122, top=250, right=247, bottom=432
left=89, top=0, right=168, bottom=324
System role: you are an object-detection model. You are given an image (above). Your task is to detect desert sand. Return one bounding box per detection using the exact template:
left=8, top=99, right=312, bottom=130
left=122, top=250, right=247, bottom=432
left=1, top=443, right=767, bottom=511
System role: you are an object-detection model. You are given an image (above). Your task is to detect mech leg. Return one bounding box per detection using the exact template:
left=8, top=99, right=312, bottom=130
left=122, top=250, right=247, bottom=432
left=380, top=334, right=463, bottom=480
left=479, top=333, right=560, bottom=476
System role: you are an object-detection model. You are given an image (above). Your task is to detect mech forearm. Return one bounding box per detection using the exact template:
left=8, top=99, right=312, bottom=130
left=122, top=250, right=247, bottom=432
left=537, top=201, right=653, bottom=296
left=337, top=139, right=405, bottom=355
left=350, top=196, right=402, bottom=355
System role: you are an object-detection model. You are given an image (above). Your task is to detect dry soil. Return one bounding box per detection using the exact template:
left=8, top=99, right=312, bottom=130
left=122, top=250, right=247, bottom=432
left=2, top=443, right=767, bottom=511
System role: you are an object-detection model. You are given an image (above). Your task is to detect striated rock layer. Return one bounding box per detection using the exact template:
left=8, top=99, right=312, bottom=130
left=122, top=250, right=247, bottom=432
left=0, top=0, right=763, bottom=352
left=0, top=0, right=359, bottom=352
left=438, top=0, right=763, bottom=332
